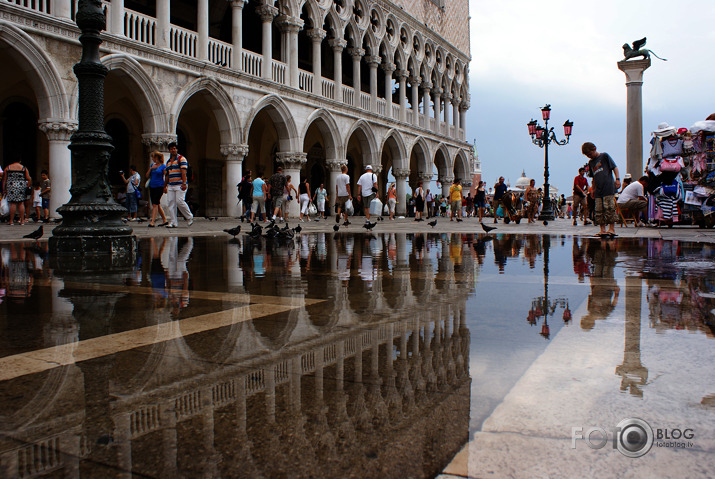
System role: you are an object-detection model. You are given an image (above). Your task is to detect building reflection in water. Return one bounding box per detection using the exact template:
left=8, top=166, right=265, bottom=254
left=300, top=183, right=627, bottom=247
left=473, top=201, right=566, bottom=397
left=0, top=233, right=474, bottom=478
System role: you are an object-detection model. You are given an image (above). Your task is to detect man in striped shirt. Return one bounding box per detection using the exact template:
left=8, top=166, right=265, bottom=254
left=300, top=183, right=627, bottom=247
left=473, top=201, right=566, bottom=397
left=164, top=142, right=194, bottom=228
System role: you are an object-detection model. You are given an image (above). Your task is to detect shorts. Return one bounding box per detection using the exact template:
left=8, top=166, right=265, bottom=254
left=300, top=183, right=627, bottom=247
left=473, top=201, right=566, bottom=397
left=272, top=195, right=284, bottom=209
left=476, top=199, right=486, bottom=208
left=150, top=186, right=164, bottom=205
left=362, top=193, right=376, bottom=210
left=451, top=200, right=461, bottom=215
left=33, top=199, right=42, bottom=208
left=336, top=195, right=349, bottom=210
left=41, top=197, right=50, bottom=210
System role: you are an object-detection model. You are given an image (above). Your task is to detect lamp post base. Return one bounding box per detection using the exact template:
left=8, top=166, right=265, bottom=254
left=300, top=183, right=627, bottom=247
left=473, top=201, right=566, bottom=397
left=538, top=201, right=556, bottom=222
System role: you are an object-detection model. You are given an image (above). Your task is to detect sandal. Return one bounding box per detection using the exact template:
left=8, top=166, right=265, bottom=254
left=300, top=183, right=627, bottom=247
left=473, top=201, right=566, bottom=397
left=148, top=223, right=155, bottom=227
left=159, top=222, right=168, bottom=227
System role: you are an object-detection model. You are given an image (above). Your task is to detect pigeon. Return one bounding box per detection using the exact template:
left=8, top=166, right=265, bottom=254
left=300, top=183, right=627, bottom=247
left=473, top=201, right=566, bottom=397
left=343, top=220, right=351, bottom=226
left=223, top=225, right=241, bottom=238
left=204, top=216, right=218, bottom=221
left=293, top=224, right=302, bottom=234
left=481, top=223, right=497, bottom=233
left=333, top=224, right=340, bottom=232
left=428, top=219, right=437, bottom=228
left=363, top=221, right=376, bottom=231
left=23, top=225, right=43, bottom=241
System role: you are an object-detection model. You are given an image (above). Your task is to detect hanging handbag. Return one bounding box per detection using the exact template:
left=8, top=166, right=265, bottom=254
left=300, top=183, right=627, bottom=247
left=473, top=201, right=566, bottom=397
left=659, top=157, right=682, bottom=173
left=308, top=202, right=317, bottom=216
left=135, top=186, right=142, bottom=199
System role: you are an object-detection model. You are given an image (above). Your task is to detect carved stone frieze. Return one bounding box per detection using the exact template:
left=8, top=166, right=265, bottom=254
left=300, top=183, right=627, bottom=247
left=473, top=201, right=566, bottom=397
left=38, top=120, right=78, bottom=141
left=276, top=152, right=307, bottom=169
left=220, top=144, right=249, bottom=160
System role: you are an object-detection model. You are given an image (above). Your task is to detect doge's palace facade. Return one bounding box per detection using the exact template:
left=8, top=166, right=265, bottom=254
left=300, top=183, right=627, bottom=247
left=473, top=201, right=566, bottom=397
left=0, top=0, right=473, bottom=217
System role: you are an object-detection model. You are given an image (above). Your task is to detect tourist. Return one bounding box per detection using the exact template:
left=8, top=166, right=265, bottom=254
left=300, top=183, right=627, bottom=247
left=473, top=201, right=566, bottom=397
left=268, top=166, right=287, bottom=222
left=237, top=170, right=253, bottom=219
left=313, top=182, right=328, bottom=219
left=2, top=156, right=32, bottom=226
left=617, top=175, right=648, bottom=226
left=414, top=180, right=425, bottom=221
left=525, top=178, right=538, bottom=223
left=164, top=142, right=194, bottom=228
left=284, top=174, right=298, bottom=221
left=449, top=178, right=463, bottom=221
left=582, top=142, right=621, bottom=238
left=387, top=183, right=397, bottom=220
left=356, top=165, right=378, bottom=222
left=493, top=176, right=507, bottom=223
left=335, top=164, right=352, bottom=224
left=120, top=165, right=141, bottom=221
left=425, top=189, right=434, bottom=218
left=250, top=170, right=268, bottom=222
left=299, top=177, right=311, bottom=222
left=147, top=151, right=168, bottom=227
left=465, top=192, right=474, bottom=217
left=39, top=170, right=51, bottom=222
left=572, top=167, right=591, bottom=226
left=476, top=181, right=487, bottom=222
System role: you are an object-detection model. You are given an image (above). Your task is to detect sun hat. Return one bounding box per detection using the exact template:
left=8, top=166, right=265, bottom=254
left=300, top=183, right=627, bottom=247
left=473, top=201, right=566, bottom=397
left=653, top=122, right=677, bottom=137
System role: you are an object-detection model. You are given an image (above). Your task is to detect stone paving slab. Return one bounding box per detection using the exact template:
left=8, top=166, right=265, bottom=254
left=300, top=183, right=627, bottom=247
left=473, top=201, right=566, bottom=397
left=3, top=216, right=714, bottom=244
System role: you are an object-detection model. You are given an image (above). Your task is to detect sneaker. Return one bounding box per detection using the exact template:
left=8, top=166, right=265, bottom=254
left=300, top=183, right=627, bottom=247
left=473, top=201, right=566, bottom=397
left=166, top=224, right=177, bottom=228
left=187, top=218, right=194, bottom=227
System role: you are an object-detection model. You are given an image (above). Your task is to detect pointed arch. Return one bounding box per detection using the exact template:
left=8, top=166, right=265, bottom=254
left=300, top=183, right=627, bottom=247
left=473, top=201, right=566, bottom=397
left=380, top=129, right=407, bottom=169
left=301, top=108, right=341, bottom=159
left=0, top=21, right=70, bottom=120
left=245, top=94, right=299, bottom=151
left=409, top=136, right=432, bottom=175
left=345, top=118, right=378, bottom=163
left=99, top=54, right=167, bottom=133
left=453, top=148, right=470, bottom=182
left=170, top=77, right=241, bottom=144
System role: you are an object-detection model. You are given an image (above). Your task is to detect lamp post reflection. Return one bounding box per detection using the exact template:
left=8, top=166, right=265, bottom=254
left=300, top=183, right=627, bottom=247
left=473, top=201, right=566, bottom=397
left=526, top=236, right=572, bottom=339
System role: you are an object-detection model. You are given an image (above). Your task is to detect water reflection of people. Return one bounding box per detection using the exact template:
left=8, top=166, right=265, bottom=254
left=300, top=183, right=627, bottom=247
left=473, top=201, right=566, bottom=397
left=161, top=237, right=193, bottom=316
left=1, top=244, right=35, bottom=302
left=572, top=237, right=589, bottom=283
left=581, top=238, right=620, bottom=330
left=150, top=238, right=168, bottom=308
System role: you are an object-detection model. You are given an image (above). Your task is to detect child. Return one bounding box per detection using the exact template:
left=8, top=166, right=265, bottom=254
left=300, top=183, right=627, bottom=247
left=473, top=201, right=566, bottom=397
left=32, top=182, right=42, bottom=222
left=40, top=170, right=51, bottom=221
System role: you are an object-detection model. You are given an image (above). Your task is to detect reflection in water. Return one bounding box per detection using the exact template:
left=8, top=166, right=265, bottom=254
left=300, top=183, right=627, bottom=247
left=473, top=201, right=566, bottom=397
left=0, top=233, right=713, bottom=476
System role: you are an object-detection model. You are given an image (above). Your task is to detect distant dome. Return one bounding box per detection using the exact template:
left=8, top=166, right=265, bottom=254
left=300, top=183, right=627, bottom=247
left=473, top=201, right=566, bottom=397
left=514, top=170, right=531, bottom=189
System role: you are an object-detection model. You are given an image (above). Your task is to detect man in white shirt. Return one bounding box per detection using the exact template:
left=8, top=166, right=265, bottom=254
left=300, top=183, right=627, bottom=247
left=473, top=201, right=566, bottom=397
left=356, top=164, right=378, bottom=221
left=617, top=175, right=648, bottom=226
left=335, top=164, right=352, bottom=225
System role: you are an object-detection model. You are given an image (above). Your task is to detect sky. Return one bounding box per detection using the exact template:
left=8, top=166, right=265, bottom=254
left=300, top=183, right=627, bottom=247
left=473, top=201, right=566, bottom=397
left=465, top=0, right=715, bottom=196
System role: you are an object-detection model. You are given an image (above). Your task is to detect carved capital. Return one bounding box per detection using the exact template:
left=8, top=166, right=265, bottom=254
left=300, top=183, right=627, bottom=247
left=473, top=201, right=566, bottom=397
left=409, top=75, right=421, bottom=86
left=307, top=28, right=326, bottom=42
left=393, top=168, right=410, bottom=179
left=277, top=15, right=303, bottom=33
left=141, top=133, right=177, bottom=151
left=276, top=152, right=307, bottom=169
left=326, top=159, right=347, bottom=172
left=431, top=87, right=442, bottom=96
left=460, top=100, right=470, bottom=111
left=367, top=55, right=382, bottom=66
left=451, top=96, right=460, bottom=106
left=421, top=81, right=432, bottom=91
left=396, top=69, right=409, bottom=81
left=349, top=47, right=365, bottom=60
left=38, top=120, right=78, bottom=141
left=617, top=58, right=651, bottom=83
left=372, top=165, right=383, bottom=174
left=418, top=173, right=433, bottom=182
left=382, top=62, right=396, bottom=74
left=220, top=144, right=249, bottom=160
left=440, top=176, right=454, bottom=184
left=230, top=0, right=247, bottom=9
left=329, top=38, right=347, bottom=52
left=256, top=4, right=278, bottom=22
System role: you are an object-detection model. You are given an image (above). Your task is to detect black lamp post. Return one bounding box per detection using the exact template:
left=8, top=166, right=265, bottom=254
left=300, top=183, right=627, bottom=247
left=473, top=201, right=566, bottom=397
left=49, top=0, right=136, bottom=270
left=527, top=104, right=573, bottom=223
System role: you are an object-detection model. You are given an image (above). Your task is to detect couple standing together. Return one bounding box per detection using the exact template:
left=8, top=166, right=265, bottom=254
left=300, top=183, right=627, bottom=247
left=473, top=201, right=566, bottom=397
left=146, top=142, right=194, bottom=228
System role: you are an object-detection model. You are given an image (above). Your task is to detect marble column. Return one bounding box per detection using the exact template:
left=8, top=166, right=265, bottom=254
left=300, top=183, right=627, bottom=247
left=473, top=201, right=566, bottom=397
left=419, top=173, right=433, bottom=216
left=156, top=0, right=170, bottom=49
left=452, top=97, right=460, bottom=130
left=110, top=0, right=124, bottom=36
left=383, top=61, right=396, bottom=118
left=459, top=100, right=469, bottom=131
left=330, top=39, right=347, bottom=101
left=39, top=121, right=77, bottom=219
left=397, top=69, right=408, bottom=122
left=326, top=159, right=345, bottom=208
left=257, top=4, right=278, bottom=80
left=410, top=75, right=421, bottom=126
left=277, top=152, right=307, bottom=218
left=221, top=144, right=249, bottom=217
left=279, top=15, right=303, bottom=88
left=440, top=175, right=453, bottom=198
left=421, top=81, right=432, bottom=120
left=618, top=59, right=651, bottom=180
left=432, top=87, right=442, bottom=132
left=308, top=28, right=326, bottom=94
left=230, top=0, right=246, bottom=71
left=367, top=55, right=380, bottom=111
left=393, top=168, right=409, bottom=216
left=443, top=92, right=451, bottom=125
left=197, top=0, right=209, bottom=61
left=350, top=47, right=364, bottom=105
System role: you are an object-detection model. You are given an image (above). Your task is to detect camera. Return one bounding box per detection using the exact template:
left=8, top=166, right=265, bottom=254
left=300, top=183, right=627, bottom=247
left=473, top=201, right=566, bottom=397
left=119, top=170, right=124, bottom=175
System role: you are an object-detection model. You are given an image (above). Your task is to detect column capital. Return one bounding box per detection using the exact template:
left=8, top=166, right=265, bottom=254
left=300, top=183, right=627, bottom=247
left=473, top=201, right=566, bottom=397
left=277, top=14, right=303, bottom=32
left=372, top=165, right=383, bottom=174
left=349, top=47, right=365, bottom=60
left=393, top=168, right=410, bottom=179
left=462, top=180, right=473, bottom=187
left=366, top=55, right=381, bottom=66
left=38, top=120, right=77, bottom=141
left=451, top=96, right=460, bottom=106
left=421, top=81, right=432, bottom=91
left=307, top=28, right=326, bottom=42
left=382, top=62, right=396, bottom=73
left=460, top=100, right=470, bottom=111
left=617, top=58, right=651, bottom=83
left=418, top=173, right=433, bottom=182
left=431, top=86, right=442, bottom=96
left=328, top=38, right=347, bottom=52
left=409, top=75, right=421, bottom=86
left=326, top=159, right=347, bottom=172
left=276, top=151, right=307, bottom=169
left=141, top=133, right=177, bottom=151
left=230, top=0, right=247, bottom=8
left=440, top=176, right=454, bottom=184
left=256, top=4, right=278, bottom=22
left=396, top=69, right=409, bottom=81
left=220, top=144, right=249, bottom=159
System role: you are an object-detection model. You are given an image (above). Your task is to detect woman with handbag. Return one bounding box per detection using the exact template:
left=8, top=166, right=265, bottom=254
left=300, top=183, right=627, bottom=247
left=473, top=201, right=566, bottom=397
left=2, top=157, right=32, bottom=225
left=299, top=177, right=311, bottom=222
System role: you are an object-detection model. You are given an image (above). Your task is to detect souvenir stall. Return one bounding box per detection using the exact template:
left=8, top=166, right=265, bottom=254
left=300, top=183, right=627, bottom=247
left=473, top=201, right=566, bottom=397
left=646, top=119, right=715, bottom=228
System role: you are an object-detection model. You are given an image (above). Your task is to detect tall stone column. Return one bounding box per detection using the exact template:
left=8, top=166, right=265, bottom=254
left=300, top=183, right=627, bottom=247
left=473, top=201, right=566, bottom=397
left=277, top=152, right=307, bottom=218
left=230, top=0, right=246, bottom=71
left=197, top=0, right=209, bottom=61
left=156, top=0, right=170, bottom=49
left=419, top=173, right=433, bottom=215
left=452, top=97, right=460, bottom=130
left=330, top=39, right=347, bottom=101
left=397, top=69, right=408, bottom=122
left=308, top=28, right=326, bottom=93
left=443, top=92, right=451, bottom=125
left=326, top=159, right=345, bottom=208
left=350, top=47, right=364, bottom=105
left=221, top=144, right=249, bottom=217
left=459, top=100, right=469, bottom=130
left=432, top=87, right=441, bottom=129
left=110, top=0, right=124, bottom=35
left=39, top=121, right=77, bottom=219
left=257, top=4, right=278, bottom=80
left=440, top=176, right=453, bottom=198
left=279, top=15, right=303, bottom=88
left=421, top=81, right=432, bottom=121
left=617, top=58, right=651, bottom=179
left=383, top=61, right=395, bottom=118
left=393, top=168, right=409, bottom=216
left=367, top=55, right=380, bottom=111
left=410, top=75, right=421, bottom=126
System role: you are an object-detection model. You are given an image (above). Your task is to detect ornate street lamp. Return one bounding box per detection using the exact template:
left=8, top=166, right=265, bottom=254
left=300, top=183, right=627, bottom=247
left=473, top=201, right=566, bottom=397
left=49, top=0, right=136, bottom=270
left=526, top=104, right=573, bottom=223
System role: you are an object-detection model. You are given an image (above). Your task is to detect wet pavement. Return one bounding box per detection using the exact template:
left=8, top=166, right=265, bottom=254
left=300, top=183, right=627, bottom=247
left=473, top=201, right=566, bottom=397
left=0, top=218, right=714, bottom=478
